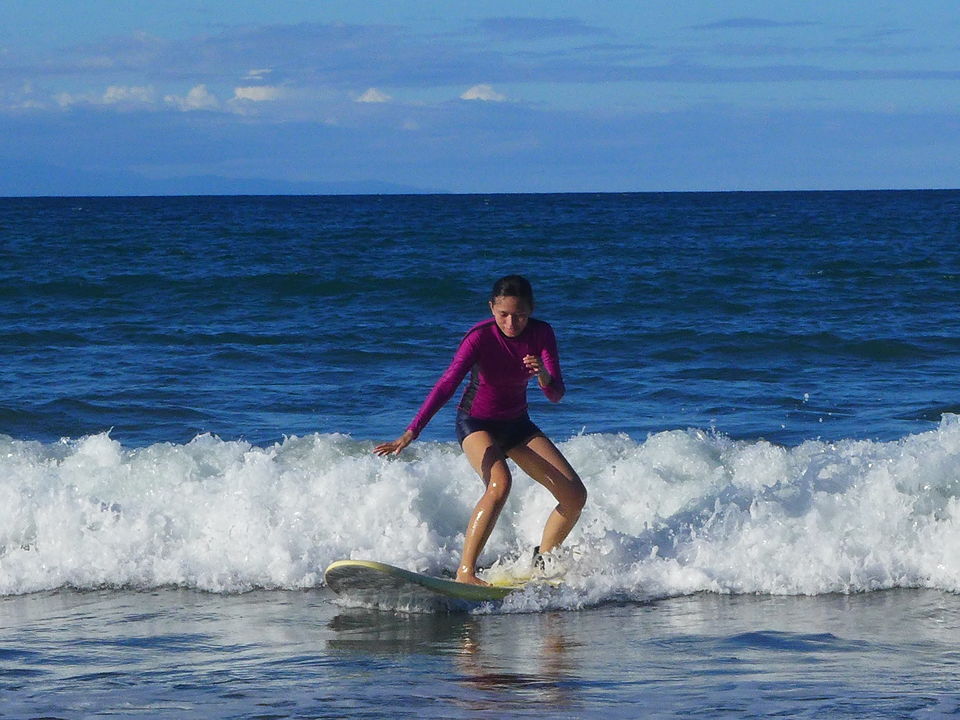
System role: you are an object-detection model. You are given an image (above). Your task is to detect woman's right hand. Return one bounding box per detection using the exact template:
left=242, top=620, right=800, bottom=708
left=373, top=430, right=415, bottom=456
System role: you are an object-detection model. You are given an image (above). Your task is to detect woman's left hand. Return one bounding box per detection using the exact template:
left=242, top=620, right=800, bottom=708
left=374, top=430, right=415, bottom=456
left=523, top=354, right=551, bottom=386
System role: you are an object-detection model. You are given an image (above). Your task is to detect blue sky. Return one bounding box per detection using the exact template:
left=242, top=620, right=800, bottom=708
left=2, top=1, right=958, bottom=195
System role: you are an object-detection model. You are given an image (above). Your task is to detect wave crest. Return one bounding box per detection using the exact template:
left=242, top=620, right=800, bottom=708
left=3, top=418, right=960, bottom=605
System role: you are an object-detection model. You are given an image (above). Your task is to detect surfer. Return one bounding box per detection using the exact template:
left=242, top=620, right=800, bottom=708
left=375, top=275, right=587, bottom=585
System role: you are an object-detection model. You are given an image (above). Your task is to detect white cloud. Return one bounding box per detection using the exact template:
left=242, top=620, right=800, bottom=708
left=54, top=91, right=81, bottom=108
left=9, top=98, right=47, bottom=111
left=356, top=87, right=391, bottom=103
left=243, top=68, right=273, bottom=81
left=165, top=84, right=220, bottom=111
left=53, top=86, right=154, bottom=109
left=232, top=85, right=285, bottom=102
left=460, top=84, right=507, bottom=102
left=102, top=85, right=156, bottom=105
left=2, top=81, right=48, bottom=111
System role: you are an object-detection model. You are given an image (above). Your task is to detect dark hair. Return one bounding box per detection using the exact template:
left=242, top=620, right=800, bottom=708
left=490, top=274, right=534, bottom=309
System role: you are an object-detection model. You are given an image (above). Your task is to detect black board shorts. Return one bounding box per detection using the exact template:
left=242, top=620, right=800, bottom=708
left=455, top=410, right=542, bottom=453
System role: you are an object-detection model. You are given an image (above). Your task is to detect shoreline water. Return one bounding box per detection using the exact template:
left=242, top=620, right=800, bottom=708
left=3, top=587, right=960, bottom=718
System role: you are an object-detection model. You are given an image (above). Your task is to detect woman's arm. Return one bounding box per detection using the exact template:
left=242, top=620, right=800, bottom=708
left=537, top=323, right=565, bottom=403
left=373, top=329, right=479, bottom=455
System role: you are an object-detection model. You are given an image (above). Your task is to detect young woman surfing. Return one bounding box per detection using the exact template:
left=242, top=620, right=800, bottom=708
left=374, top=275, right=587, bottom=585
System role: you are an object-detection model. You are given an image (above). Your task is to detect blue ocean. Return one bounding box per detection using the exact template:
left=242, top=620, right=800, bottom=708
left=3, top=191, right=960, bottom=718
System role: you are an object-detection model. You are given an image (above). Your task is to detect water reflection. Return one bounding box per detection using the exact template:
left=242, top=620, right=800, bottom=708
left=327, top=610, right=581, bottom=712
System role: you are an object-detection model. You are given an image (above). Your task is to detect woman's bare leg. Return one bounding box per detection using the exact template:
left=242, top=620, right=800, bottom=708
left=457, top=431, right=513, bottom=585
left=508, top=434, right=586, bottom=554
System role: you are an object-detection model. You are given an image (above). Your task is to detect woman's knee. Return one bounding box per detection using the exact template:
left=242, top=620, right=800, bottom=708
left=484, top=464, right=513, bottom=504
left=561, top=476, right=587, bottom=515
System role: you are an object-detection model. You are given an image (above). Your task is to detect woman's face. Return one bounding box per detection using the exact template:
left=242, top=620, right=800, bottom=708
left=489, top=295, right=531, bottom=338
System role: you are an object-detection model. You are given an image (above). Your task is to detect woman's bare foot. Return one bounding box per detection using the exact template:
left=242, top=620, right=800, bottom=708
left=455, top=566, right=490, bottom=586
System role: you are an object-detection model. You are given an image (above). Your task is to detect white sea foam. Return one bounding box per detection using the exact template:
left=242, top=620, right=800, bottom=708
left=3, top=417, right=960, bottom=607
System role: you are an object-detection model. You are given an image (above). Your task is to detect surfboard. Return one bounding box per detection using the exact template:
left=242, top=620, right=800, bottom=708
left=324, top=559, right=521, bottom=612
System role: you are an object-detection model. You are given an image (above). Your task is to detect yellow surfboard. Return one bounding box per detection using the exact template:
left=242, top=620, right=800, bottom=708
left=324, top=559, right=521, bottom=612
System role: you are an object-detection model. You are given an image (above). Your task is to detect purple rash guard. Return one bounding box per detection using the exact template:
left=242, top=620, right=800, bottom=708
left=406, top=317, right=566, bottom=438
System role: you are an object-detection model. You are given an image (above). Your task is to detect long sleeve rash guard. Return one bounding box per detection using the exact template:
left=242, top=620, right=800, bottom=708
left=406, top=317, right=566, bottom=438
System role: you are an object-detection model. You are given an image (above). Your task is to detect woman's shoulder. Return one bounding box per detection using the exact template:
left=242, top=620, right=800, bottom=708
left=528, top=317, right=555, bottom=334
left=527, top=318, right=559, bottom=347
left=457, top=318, right=498, bottom=346
left=464, top=317, right=497, bottom=336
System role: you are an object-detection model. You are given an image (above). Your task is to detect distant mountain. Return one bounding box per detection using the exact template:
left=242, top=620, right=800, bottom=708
left=133, top=175, right=442, bottom=197
left=0, top=160, right=441, bottom=197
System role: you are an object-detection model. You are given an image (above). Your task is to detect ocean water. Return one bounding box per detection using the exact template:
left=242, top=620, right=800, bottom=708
left=2, top=190, right=960, bottom=717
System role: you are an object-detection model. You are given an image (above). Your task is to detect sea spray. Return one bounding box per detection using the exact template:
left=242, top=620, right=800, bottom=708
left=3, top=416, right=960, bottom=605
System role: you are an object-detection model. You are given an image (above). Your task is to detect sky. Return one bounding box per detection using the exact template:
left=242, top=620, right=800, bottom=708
left=1, top=1, right=959, bottom=195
